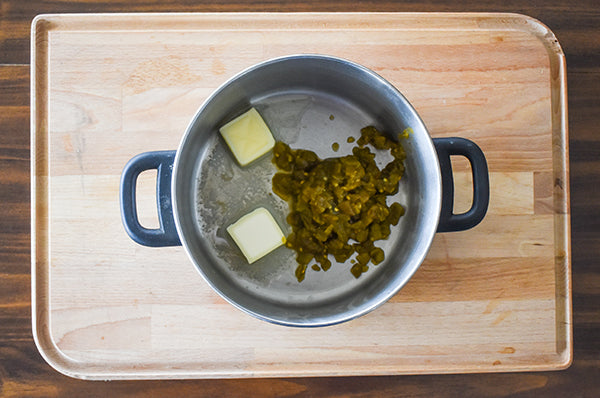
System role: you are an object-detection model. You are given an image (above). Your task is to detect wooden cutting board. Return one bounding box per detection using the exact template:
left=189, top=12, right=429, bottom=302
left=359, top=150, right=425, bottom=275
left=31, top=12, right=571, bottom=379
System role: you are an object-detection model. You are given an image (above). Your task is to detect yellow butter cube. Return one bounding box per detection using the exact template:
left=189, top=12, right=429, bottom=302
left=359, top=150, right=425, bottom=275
left=227, top=207, right=286, bottom=264
left=219, top=108, right=275, bottom=166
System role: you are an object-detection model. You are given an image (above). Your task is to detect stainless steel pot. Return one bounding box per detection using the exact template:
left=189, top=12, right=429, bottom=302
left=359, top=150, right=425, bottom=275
left=120, top=55, right=489, bottom=327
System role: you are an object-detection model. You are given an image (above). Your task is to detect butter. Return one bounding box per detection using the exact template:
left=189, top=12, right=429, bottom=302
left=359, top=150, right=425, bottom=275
left=227, top=207, right=285, bottom=264
left=219, top=107, right=275, bottom=166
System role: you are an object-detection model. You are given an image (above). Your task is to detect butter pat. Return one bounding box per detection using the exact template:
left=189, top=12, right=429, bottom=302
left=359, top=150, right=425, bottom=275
left=227, top=207, right=285, bottom=264
left=219, top=107, right=275, bottom=166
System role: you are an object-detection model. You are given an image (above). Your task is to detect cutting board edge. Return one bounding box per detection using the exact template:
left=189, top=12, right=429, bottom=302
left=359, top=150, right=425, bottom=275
left=28, top=332, right=573, bottom=380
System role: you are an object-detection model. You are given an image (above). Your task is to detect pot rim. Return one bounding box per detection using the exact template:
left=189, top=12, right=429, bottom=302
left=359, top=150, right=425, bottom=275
left=171, top=54, right=442, bottom=327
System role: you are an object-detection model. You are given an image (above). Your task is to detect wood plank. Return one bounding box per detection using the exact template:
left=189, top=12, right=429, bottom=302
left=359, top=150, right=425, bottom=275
left=0, top=66, right=30, bottom=280
left=45, top=171, right=534, bottom=222
left=394, top=257, right=555, bottom=302
left=454, top=171, right=534, bottom=215
left=427, top=215, right=555, bottom=258
left=45, top=251, right=557, bottom=308
left=44, top=214, right=556, bottom=260
left=0, top=65, right=29, bottom=106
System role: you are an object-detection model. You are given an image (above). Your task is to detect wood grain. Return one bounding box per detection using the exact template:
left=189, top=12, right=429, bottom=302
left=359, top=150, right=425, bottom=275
left=1, top=0, right=600, bottom=397
left=28, top=12, right=569, bottom=379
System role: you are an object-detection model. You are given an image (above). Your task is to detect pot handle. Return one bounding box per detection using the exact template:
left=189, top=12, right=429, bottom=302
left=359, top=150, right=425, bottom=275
left=433, top=137, right=489, bottom=232
left=119, top=150, right=182, bottom=247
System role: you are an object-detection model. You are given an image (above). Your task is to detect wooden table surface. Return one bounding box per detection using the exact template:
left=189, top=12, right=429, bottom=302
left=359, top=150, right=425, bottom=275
left=1, top=1, right=598, bottom=397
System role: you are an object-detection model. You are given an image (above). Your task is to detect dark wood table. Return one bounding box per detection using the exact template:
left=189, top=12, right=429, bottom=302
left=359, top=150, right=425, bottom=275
left=1, top=1, right=598, bottom=396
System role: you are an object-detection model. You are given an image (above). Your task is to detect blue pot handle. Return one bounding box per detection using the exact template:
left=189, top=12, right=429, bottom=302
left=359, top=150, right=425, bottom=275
left=433, top=138, right=489, bottom=232
left=120, top=150, right=182, bottom=247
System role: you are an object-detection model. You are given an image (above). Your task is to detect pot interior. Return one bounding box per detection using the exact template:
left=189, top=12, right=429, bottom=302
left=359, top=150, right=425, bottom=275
left=173, top=55, right=441, bottom=326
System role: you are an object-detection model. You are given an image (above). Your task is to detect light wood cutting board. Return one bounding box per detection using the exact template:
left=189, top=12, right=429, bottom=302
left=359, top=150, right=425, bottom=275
left=31, top=12, right=570, bottom=379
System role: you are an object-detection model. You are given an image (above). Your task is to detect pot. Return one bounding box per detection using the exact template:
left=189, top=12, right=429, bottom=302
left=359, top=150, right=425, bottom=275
left=119, top=55, right=489, bottom=327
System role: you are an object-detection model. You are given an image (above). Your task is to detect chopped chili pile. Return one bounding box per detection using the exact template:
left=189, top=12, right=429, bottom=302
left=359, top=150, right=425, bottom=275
left=272, top=126, right=407, bottom=282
